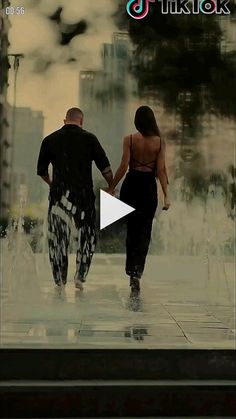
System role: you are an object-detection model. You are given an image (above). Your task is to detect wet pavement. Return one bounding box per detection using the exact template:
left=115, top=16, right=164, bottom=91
left=1, top=254, right=235, bottom=348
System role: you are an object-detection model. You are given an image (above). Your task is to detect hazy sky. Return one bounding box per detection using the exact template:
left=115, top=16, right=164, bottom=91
left=7, top=1, right=235, bottom=173
left=8, top=0, right=118, bottom=135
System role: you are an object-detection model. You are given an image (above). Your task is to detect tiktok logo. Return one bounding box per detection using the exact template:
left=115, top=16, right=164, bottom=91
left=126, top=0, right=156, bottom=19
left=126, top=0, right=230, bottom=18
left=199, top=0, right=216, bottom=13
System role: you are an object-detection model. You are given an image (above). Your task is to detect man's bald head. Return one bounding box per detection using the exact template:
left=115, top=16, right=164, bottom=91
left=64, top=107, right=84, bottom=126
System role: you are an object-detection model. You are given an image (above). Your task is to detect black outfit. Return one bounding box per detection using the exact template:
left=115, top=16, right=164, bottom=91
left=37, top=124, right=110, bottom=285
left=120, top=135, right=158, bottom=279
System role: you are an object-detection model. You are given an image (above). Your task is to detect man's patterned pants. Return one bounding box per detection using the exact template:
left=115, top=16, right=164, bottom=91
left=48, top=201, right=96, bottom=285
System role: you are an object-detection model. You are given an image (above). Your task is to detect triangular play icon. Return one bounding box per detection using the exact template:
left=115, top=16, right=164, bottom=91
left=100, top=190, right=135, bottom=230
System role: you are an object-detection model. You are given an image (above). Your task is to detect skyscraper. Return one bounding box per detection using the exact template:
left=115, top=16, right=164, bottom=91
left=9, top=106, right=44, bottom=205
left=79, top=32, right=131, bottom=170
left=0, top=1, right=11, bottom=221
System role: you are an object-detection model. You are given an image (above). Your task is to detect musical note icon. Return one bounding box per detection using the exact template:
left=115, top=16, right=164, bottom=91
left=126, top=0, right=156, bottom=20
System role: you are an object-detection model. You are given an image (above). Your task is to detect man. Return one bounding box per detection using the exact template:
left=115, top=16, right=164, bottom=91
left=37, top=108, right=113, bottom=291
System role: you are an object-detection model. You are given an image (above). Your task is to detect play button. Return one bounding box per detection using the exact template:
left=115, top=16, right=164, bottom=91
left=100, top=190, right=135, bottom=230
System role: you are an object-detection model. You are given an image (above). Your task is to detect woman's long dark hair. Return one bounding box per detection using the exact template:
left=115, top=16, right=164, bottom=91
left=134, top=106, right=161, bottom=137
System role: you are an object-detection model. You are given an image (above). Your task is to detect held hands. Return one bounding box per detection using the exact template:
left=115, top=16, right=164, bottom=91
left=104, top=187, right=115, bottom=195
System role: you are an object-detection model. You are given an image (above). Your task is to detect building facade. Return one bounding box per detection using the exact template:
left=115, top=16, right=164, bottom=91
left=9, top=106, right=44, bottom=206
left=79, top=32, right=131, bottom=170
left=0, top=0, right=11, bottom=221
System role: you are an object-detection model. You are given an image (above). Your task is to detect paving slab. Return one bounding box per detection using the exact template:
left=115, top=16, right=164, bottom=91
left=1, top=253, right=235, bottom=348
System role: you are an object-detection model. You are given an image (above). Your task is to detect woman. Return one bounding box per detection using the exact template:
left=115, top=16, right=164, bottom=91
left=107, top=106, right=170, bottom=293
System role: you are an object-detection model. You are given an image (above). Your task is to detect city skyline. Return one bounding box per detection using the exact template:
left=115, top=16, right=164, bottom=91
left=7, top=0, right=118, bottom=135
left=2, top=0, right=235, bottom=216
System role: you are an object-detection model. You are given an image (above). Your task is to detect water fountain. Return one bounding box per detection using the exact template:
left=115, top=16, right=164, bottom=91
left=2, top=184, right=41, bottom=304
left=152, top=177, right=234, bottom=306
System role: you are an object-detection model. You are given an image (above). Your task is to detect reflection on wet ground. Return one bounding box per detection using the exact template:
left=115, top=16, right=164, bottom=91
left=1, top=254, right=235, bottom=348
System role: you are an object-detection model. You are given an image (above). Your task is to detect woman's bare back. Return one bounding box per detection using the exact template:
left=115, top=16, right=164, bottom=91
left=129, top=132, right=161, bottom=172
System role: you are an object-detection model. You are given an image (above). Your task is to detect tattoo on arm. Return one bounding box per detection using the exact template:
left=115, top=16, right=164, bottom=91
left=102, top=166, right=113, bottom=187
